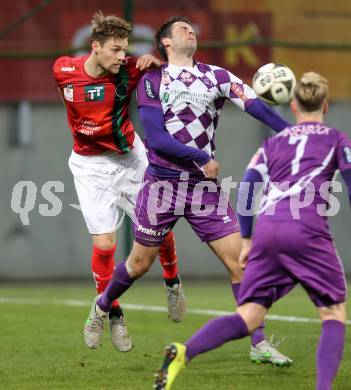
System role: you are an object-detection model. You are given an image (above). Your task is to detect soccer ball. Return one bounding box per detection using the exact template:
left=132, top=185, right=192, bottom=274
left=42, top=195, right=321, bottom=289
left=252, top=63, right=296, bottom=105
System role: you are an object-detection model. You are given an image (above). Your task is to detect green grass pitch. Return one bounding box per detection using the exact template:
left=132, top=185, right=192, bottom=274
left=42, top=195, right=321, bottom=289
left=0, top=280, right=350, bottom=389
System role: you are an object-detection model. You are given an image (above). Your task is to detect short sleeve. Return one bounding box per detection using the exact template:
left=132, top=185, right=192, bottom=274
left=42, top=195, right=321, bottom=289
left=53, top=56, right=73, bottom=87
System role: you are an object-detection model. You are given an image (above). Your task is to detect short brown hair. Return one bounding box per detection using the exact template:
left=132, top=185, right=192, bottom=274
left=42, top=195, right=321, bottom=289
left=294, top=72, right=329, bottom=112
left=155, top=16, right=193, bottom=61
left=90, top=11, right=131, bottom=45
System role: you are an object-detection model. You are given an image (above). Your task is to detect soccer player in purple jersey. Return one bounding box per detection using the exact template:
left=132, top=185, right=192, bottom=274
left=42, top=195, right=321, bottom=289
left=84, top=16, right=291, bottom=364
left=154, top=72, right=350, bottom=390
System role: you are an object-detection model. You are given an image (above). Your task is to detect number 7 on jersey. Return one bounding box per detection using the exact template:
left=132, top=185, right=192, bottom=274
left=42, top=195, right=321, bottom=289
left=289, top=135, right=308, bottom=175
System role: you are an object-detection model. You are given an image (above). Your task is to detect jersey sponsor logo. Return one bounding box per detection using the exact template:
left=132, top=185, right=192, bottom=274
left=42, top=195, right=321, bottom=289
left=161, top=71, right=171, bottom=85
left=180, top=71, right=194, bottom=83
left=63, top=84, right=74, bottom=102
left=77, top=120, right=101, bottom=135
left=61, top=66, right=75, bottom=72
left=162, top=227, right=171, bottom=235
left=162, top=92, right=170, bottom=103
left=343, top=146, right=351, bottom=163
left=84, top=85, right=105, bottom=101
left=137, top=224, right=170, bottom=236
left=144, top=79, right=156, bottom=99
left=230, top=82, right=248, bottom=101
left=166, top=89, right=210, bottom=105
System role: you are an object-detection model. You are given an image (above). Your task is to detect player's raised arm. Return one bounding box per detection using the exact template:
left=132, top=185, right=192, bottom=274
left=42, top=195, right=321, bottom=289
left=216, top=67, right=291, bottom=133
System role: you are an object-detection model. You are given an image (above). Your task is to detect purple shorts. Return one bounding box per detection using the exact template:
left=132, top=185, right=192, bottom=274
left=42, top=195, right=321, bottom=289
left=238, top=219, right=347, bottom=308
left=134, top=171, right=239, bottom=246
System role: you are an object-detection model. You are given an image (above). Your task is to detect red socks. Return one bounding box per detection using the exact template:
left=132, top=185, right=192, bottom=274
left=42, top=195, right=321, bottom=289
left=91, top=244, right=120, bottom=308
left=91, top=231, right=179, bottom=306
left=158, top=231, right=179, bottom=280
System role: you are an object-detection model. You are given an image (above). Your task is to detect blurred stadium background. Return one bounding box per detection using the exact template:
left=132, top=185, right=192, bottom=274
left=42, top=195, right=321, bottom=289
left=1, top=1, right=351, bottom=389
left=1, top=0, right=351, bottom=280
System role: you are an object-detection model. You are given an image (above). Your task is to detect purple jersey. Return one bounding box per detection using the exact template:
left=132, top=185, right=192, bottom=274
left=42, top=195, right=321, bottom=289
left=250, top=121, right=351, bottom=222
left=237, top=121, right=351, bottom=309
left=137, top=62, right=289, bottom=176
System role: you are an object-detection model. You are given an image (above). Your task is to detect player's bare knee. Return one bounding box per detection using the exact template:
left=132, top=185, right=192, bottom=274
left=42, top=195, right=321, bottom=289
left=94, top=241, right=115, bottom=251
left=236, top=311, right=258, bottom=333
left=134, top=260, right=152, bottom=276
left=127, top=253, right=155, bottom=277
left=225, top=257, right=242, bottom=282
left=229, top=267, right=243, bottom=283
left=127, top=258, right=147, bottom=277
left=237, top=303, right=266, bottom=332
left=92, top=233, right=116, bottom=250
left=127, top=242, right=160, bottom=277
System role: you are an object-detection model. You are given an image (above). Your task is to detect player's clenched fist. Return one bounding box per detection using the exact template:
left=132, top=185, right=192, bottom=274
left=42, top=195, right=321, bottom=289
left=202, top=159, right=220, bottom=179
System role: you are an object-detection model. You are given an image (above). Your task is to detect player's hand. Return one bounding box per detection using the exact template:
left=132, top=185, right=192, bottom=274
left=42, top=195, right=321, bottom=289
left=202, top=159, right=220, bottom=179
left=136, top=54, right=162, bottom=70
left=239, top=238, right=252, bottom=269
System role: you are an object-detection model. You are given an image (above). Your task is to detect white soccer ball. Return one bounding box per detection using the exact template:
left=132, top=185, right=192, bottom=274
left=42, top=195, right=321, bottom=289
left=252, top=63, right=296, bottom=105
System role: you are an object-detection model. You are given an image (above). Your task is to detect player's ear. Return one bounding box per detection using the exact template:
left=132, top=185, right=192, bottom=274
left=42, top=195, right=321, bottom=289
left=91, top=40, right=101, bottom=54
left=161, top=37, right=171, bottom=50
left=323, top=101, right=329, bottom=114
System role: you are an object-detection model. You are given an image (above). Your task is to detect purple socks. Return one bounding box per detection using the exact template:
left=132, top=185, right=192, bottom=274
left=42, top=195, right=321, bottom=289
left=316, top=320, right=345, bottom=390
left=185, top=313, right=249, bottom=361
left=232, top=283, right=265, bottom=346
left=184, top=311, right=345, bottom=390
left=97, top=261, right=135, bottom=312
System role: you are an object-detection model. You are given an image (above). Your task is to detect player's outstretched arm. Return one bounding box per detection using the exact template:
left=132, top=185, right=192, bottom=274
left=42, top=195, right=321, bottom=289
left=245, top=98, right=291, bottom=133
left=136, top=54, right=162, bottom=71
left=217, top=67, right=291, bottom=133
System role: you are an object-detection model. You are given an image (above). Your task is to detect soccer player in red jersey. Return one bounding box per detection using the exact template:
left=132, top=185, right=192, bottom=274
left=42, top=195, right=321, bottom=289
left=53, top=12, right=185, bottom=352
